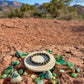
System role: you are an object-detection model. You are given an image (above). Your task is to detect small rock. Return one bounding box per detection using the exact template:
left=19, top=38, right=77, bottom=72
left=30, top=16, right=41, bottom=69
left=63, top=53, right=67, bottom=56
left=10, top=71, right=22, bottom=83
left=0, top=75, right=2, bottom=79
left=67, top=66, right=74, bottom=70
left=14, top=60, right=20, bottom=65
left=71, top=73, right=77, bottom=78
left=17, top=69, right=24, bottom=75
left=59, top=60, right=65, bottom=64
left=37, top=80, right=43, bottom=84
left=8, top=74, right=12, bottom=78
left=52, top=77, right=56, bottom=80
left=45, top=71, right=53, bottom=80
left=75, top=68, right=80, bottom=73
left=41, top=76, right=45, bottom=79
left=23, top=72, right=28, bottom=76
left=31, top=74, right=35, bottom=78
left=52, top=73, right=57, bottom=77
left=11, top=62, right=15, bottom=66
left=7, top=66, right=13, bottom=70
left=4, top=70, right=10, bottom=74
left=47, top=50, right=53, bottom=53
left=66, top=62, right=71, bottom=66
left=59, top=69, right=65, bottom=73
left=50, top=67, right=54, bottom=72
left=35, top=77, right=40, bottom=83
left=55, top=61, right=60, bottom=65
left=1, top=74, right=7, bottom=79
left=49, top=78, right=60, bottom=84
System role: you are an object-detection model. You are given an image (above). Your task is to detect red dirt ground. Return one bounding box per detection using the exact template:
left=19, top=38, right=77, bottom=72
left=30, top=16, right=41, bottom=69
left=0, top=18, right=84, bottom=84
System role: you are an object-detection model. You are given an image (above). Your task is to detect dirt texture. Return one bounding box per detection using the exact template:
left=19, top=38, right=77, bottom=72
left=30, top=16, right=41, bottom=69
left=0, top=18, right=84, bottom=84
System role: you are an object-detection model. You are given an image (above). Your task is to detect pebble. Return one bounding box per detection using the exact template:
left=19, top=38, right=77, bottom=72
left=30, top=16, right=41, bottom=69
left=52, top=73, right=57, bottom=77
left=4, top=70, right=10, bottom=74
left=35, top=77, right=40, bottom=83
left=47, top=50, right=53, bottom=53
left=49, top=78, right=60, bottom=84
left=71, top=73, right=77, bottom=78
left=63, top=53, right=67, bottom=56
left=66, top=62, right=71, bottom=66
left=14, top=60, right=20, bottom=65
left=67, top=66, right=74, bottom=70
left=7, top=66, right=13, bottom=70
left=75, top=68, right=80, bottom=73
left=17, top=69, right=24, bottom=75
left=2, top=74, right=7, bottom=79
left=55, top=61, right=61, bottom=65
left=41, top=76, right=45, bottom=79
left=37, top=80, right=43, bottom=84
left=11, top=62, right=15, bottom=66
left=45, top=71, right=53, bottom=80
left=59, top=60, right=65, bottom=64
left=50, top=67, right=54, bottom=72
left=10, top=71, right=22, bottom=83
left=0, top=75, right=2, bottom=79
left=52, top=77, right=56, bottom=79
left=59, top=69, right=65, bottom=73
left=8, top=74, right=12, bottom=78
left=59, top=56, right=63, bottom=60
left=50, top=80, right=57, bottom=84
left=31, top=74, right=35, bottom=78
left=23, top=72, right=28, bottom=76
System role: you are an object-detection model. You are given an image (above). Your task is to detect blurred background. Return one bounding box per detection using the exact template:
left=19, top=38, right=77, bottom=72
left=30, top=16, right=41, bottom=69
left=0, top=0, right=84, bottom=20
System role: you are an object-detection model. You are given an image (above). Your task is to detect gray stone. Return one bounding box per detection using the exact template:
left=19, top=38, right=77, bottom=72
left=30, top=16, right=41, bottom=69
left=10, top=71, right=22, bottom=83
left=45, top=71, right=53, bottom=80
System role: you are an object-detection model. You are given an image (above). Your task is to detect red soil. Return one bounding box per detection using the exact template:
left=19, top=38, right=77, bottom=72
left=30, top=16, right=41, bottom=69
left=0, top=18, right=84, bottom=84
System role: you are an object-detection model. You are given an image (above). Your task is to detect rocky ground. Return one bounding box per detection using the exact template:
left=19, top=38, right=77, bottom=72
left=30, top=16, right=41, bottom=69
left=0, top=18, right=84, bottom=84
